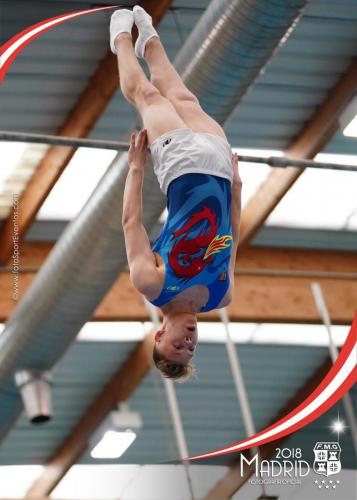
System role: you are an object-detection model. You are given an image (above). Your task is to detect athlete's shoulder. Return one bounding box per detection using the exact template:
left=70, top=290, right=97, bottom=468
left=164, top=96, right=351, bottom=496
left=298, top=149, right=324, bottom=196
left=130, top=255, right=163, bottom=301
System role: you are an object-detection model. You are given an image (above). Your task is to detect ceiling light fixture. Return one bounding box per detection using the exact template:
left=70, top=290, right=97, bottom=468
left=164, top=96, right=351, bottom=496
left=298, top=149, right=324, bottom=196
left=91, top=430, right=136, bottom=459
left=90, top=402, right=142, bottom=460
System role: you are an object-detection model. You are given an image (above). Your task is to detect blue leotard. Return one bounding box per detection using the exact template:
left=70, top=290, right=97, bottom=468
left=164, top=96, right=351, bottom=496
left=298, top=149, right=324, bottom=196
left=150, top=173, right=232, bottom=312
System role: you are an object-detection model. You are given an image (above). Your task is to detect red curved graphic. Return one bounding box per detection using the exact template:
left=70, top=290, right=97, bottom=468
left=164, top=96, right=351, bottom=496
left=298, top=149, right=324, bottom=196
left=169, top=206, right=217, bottom=279
left=0, top=5, right=119, bottom=83
left=188, top=313, right=357, bottom=460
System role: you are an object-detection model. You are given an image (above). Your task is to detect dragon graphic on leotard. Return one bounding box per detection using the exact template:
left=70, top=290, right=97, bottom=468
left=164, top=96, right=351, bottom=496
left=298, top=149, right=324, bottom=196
left=168, top=206, right=232, bottom=280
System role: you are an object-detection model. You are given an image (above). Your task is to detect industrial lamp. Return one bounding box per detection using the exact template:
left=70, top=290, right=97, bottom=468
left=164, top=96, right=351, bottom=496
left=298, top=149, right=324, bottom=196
left=14, top=369, right=53, bottom=423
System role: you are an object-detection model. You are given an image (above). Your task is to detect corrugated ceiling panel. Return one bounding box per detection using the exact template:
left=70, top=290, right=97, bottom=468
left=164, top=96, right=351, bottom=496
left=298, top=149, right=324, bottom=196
left=0, top=1, right=112, bottom=134
left=226, top=0, right=357, bottom=152
left=0, top=337, right=355, bottom=467
left=79, top=343, right=329, bottom=465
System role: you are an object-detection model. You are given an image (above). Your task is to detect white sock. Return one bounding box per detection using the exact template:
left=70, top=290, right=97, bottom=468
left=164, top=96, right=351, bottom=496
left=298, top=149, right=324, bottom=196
left=133, top=5, right=159, bottom=59
left=109, top=9, right=134, bottom=54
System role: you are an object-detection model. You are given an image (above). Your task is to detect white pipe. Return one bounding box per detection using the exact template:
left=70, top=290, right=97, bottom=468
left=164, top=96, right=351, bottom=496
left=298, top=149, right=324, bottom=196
left=144, top=299, right=196, bottom=500
left=311, top=282, right=357, bottom=453
left=219, top=308, right=258, bottom=440
left=163, top=378, right=189, bottom=459
left=219, top=308, right=267, bottom=497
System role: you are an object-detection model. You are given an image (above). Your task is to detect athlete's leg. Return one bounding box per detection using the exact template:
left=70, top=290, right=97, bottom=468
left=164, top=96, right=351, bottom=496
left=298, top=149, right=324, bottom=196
left=144, top=38, right=227, bottom=140
left=114, top=33, right=187, bottom=145
left=145, top=38, right=226, bottom=139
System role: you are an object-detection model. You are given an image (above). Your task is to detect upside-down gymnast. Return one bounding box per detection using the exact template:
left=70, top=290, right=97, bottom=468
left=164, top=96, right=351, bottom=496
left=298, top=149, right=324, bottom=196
left=110, top=6, right=242, bottom=381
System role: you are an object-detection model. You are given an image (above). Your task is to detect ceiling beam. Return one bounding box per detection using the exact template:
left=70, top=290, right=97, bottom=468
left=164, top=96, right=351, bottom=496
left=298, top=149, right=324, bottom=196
left=24, top=334, right=154, bottom=498
left=239, top=58, right=357, bottom=247
left=1, top=267, right=356, bottom=324
left=0, top=0, right=173, bottom=265
left=11, top=242, right=357, bottom=273
left=204, top=356, right=332, bottom=499
left=2, top=245, right=357, bottom=323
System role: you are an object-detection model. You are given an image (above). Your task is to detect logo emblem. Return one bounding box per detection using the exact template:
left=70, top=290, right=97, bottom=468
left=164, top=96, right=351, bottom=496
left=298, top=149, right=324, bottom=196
left=313, top=442, right=341, bottom=476
left=163, top=138, right=172, bottom=147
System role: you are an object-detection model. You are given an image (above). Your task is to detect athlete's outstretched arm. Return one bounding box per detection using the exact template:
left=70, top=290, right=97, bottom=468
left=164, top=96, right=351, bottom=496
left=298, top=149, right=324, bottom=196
left=122, top=129, right=147, bottom=228
left=122, top=129, right=160, bottom=298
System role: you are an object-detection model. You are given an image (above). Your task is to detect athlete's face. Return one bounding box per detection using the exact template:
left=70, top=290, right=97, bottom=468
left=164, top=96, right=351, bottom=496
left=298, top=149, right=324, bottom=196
left=155, top=314, right=198, bottom=364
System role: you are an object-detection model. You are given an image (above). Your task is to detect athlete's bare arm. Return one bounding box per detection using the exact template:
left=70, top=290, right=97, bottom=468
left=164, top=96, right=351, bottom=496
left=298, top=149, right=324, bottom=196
left=217, top=153, right=242, bottom=308
left=122, top=129, right=161, bottom=299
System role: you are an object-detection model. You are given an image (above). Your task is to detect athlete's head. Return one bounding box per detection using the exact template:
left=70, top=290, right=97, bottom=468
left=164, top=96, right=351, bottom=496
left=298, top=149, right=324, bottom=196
left=153, top=312, right=197, bottom=381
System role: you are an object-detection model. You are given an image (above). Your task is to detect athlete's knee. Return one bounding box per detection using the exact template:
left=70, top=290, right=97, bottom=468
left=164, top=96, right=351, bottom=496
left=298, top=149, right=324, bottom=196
left=121, top=78, right=140, bottom=103
left=167, top=89, right=199, bottom=105
left=135, top=83, right=162, bottom=107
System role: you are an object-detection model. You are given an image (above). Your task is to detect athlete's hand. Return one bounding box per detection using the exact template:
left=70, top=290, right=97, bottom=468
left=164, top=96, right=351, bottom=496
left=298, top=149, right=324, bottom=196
left=232, top=152, right=242, bottom=185
left=128, top=129, right=148, bottom=170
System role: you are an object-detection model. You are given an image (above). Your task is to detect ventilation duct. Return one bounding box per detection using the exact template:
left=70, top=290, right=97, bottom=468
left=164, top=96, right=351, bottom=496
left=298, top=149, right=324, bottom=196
left=175, top=0, right=307, bottom=124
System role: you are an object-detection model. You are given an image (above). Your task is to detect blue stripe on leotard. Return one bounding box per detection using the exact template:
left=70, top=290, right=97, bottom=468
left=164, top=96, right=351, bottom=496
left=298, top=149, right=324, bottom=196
left=150, top=173, right=232, bottom=312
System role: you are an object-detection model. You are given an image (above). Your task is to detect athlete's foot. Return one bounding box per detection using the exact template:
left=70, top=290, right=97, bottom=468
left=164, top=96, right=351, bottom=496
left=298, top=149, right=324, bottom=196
left=109, top=9, right=134, bottom=54
left=133, top=5, right=159, bottom=59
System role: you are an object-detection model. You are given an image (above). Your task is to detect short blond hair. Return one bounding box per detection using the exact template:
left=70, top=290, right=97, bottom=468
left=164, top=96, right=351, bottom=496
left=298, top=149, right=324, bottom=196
left=153, top=344, right=195, bottom=382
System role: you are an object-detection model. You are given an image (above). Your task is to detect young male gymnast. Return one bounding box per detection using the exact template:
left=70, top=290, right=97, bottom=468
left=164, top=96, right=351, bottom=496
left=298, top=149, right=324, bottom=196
left=110, top=6, right=242, bottom=380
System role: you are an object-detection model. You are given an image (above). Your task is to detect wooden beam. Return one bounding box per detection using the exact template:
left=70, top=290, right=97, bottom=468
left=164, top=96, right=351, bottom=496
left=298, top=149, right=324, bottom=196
left=236, top=247, right=357, bottom=273
left=1, top=267, right=356, bottom=324
left=13, top=241, right=54, bottom=267
left=11, top=242, right=357, bottom=273
left=2, top=244, right=356, bottom=322
left=239, top=59, right=357, bottom=247
left=25, top=334, right=154, bottom=498
left=0, top=0, right=173, bottom=265
left=204, top=357, right=332, bottom=499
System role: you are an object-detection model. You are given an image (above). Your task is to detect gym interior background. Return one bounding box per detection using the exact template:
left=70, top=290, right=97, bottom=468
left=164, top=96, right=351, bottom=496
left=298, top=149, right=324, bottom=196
left=0, top=0, right=356, bottom=499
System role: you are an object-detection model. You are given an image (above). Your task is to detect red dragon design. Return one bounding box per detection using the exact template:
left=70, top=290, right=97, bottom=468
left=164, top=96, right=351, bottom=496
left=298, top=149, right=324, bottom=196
left=168, top=206, right=232, bottom=279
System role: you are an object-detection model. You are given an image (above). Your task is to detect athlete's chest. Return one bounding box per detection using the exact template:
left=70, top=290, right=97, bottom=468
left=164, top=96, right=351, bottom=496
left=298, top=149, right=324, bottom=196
left=153, top=251, right=209, bottom=303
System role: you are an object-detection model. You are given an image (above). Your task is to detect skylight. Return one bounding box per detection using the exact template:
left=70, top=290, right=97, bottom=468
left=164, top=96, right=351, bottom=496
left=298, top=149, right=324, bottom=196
left=343, top=114, right=357, bottom=137
left=91, top=430, right=136, bottom=459
left=51, top=464, right=226, bottom=500
left=266, top=153, right=357, bottom=230
left=76, top=322, right=144, bottom=342
left=36, top=147, right=118, bottom=220
left=0, top=321, right=349, bottom=347
left=0, top=142, right=33, bottom=218
left=0, top=466, right=44, bottom=497
left=232, top=147, right=281, bottom=208
left=340, top=95, right=357, bottom=138
left=0, top=142, right=27, bottom=190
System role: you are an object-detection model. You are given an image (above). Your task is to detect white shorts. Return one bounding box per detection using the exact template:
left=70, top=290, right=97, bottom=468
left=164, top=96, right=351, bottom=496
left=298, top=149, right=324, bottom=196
left=149, top=128, right=233, bottom=194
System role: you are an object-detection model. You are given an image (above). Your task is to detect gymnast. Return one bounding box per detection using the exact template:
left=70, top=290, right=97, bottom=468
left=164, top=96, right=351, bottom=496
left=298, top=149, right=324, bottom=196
left=110, top=6, right=242, bottom=380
